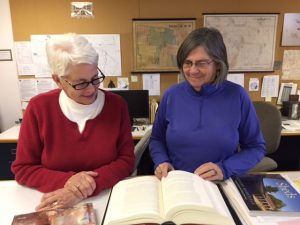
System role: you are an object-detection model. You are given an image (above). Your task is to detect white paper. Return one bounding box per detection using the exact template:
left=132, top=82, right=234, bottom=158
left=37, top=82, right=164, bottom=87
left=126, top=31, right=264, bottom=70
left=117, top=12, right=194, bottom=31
left=14, top=42, right=36, bottom=75
left=19, top=79, right=38, bottom=101
left=37, top=78, right=57, bottom=94
left=282, top=13, right=300, bottom=46
left=261, top=75, right=279, bottom=97
left=84, top=34, right=122, bottom=76
left=21, top=101, right=29, bottom=110
left=227, top=73, right=244, bottom=87
left=30, top=35, right=53, bottom=77
left=282, top=50, right=300, bottom=80
left=117, top=77, right=129, bottom=89
left=142, top=73, right=160, bottom=96
left=249, top=78, right=259, bottom=91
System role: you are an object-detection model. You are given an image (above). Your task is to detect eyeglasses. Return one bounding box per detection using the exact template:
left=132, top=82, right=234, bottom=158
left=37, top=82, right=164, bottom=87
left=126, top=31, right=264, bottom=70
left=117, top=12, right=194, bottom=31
left=182, top=60, right=214, bottom=70
left=63, top=67, right=105, bottom=90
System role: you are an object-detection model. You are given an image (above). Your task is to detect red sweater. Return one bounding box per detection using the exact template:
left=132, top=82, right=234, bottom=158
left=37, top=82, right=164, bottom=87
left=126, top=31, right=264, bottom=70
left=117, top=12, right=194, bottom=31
left=12, top=89, right=135, bottom=195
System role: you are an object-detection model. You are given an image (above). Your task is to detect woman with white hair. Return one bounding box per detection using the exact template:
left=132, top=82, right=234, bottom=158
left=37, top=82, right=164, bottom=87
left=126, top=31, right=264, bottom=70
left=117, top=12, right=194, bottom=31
left=12, top=33, right=135, bottom=210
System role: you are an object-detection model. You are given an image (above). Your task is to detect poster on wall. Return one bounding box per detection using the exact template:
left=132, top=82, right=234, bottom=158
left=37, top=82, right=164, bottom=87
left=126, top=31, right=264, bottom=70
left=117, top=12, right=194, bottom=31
left=204, top=14, right=278, bottom=72
left=282, top=13, right=300, bottom=46
left=132, top=18, right=196, bottom=72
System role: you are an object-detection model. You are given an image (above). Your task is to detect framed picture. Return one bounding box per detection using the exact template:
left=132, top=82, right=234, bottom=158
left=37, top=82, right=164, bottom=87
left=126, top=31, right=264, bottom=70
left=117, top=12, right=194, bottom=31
left=204, top=14, right=278, bottom=72
left=132, top=18, right=195, bottom=72
left=0, top=49, right=12, bottom=61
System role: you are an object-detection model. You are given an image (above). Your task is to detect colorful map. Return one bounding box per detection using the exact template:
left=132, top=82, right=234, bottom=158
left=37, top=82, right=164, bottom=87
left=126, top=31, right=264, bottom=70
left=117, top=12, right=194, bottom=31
left=133, top=20, right=195, bottom=72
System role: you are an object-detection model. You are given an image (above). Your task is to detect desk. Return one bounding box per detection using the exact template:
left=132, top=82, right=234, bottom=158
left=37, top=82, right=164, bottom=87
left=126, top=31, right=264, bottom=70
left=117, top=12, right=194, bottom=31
left=0, top=180, right=110, bottom=225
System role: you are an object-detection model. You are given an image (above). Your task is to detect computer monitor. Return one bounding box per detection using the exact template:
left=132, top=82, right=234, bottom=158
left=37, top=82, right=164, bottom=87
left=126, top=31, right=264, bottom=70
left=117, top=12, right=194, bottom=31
left=109, top=90, right=149, bottom=124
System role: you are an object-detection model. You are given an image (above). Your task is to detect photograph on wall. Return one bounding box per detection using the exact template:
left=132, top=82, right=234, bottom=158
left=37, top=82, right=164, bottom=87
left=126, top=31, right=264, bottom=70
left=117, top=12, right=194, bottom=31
left=204, top=14, right=278, bottom=72
left=133, top=19, right=195, bottom=72
left=71, top=2, right=94, bottom=18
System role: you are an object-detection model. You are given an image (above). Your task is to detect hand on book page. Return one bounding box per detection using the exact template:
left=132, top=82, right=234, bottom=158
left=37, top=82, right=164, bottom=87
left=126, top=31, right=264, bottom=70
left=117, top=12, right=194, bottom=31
left=102, top=170, right=235, bottom=225
left=11, top=203, right=96, bottom=225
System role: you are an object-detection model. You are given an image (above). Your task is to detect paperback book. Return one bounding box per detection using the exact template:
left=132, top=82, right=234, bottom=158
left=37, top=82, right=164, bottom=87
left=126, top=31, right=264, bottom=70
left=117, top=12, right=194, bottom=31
left=11, top=202, right=96, bottom=225
left=232, top=174, right=300, bottom=216
left=101, top=170, right=235, bottom=225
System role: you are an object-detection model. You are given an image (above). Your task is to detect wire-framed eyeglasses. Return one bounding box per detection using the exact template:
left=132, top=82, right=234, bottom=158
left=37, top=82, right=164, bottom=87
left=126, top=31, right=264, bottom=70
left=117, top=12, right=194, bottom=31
left=63, top=67, right=105, bottom=90
left=182, top=60, right=214, bottom=70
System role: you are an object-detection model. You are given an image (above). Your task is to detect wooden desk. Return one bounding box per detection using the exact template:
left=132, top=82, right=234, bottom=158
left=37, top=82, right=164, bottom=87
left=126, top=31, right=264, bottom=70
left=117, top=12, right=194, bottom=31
left=0, top=180, right=110, bottom=225
left=281, top=129, right=300, bottom=136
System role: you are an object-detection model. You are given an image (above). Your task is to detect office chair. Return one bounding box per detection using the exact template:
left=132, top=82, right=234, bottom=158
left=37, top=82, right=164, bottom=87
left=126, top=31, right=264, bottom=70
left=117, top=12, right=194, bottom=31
left=132, top=128, right=152, bottom=176
left=249, top=101, right=282, bottom=172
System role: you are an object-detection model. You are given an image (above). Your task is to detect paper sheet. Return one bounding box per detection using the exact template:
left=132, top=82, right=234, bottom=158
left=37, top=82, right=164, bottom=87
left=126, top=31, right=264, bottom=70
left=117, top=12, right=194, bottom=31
left=142, top=73, right=160, bottom=96
left=261, top=75, right=279, bottom=97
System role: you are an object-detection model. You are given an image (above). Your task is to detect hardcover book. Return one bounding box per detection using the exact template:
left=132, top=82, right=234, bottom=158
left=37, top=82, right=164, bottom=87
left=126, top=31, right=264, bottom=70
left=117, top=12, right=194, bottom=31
left=11, top=202, right=96, bottom=225
left=232, top=174, right=300, bottom=216
left=101, top=170, right=235, bottom=225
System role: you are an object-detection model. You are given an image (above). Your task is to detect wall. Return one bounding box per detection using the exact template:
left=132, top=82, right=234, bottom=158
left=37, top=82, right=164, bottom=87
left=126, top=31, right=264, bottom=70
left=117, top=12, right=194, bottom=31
left=7, top=0, right=300, bottom=112
left=0, top=0, right=22, bottom=132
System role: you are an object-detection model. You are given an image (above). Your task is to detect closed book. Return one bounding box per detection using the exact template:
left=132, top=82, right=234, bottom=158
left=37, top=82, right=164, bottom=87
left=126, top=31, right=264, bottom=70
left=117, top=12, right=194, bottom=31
left=232, top=174, right=300, bottom=216
left=11, top=202, right=96, bottom=225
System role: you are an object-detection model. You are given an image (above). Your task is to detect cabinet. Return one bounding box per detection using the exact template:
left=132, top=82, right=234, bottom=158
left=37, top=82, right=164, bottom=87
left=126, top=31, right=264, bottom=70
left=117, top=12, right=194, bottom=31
left=0, top=125, right=19, bottom=180
left=0, top=143, right=16, bottom=180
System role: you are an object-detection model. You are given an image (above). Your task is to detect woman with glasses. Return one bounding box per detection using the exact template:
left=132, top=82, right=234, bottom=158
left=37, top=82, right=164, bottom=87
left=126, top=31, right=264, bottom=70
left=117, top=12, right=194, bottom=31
left=150, top=27, right=265, bottom=181
left=12, top=33, right=135, bottom=210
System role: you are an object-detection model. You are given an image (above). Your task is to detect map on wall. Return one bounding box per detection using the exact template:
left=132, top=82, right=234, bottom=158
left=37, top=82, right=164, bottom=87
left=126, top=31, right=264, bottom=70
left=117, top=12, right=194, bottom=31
left=30, top=34, right=121, bottom=77
left=282, top=50, right=300, bottom=80
left=204, top=14, right=278, bottom=72
left=133, top=19, right=195, bottom=72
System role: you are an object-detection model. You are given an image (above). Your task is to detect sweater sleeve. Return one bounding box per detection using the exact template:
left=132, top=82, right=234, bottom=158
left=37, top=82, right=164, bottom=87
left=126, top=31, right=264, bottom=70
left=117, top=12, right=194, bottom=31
left=92, top=100, right=135, bottom=195
left=216, top=89, right=266, bottom=179
left=149, top=92, right=171, bottom=169
left=11, top=100, right=75, bottom=192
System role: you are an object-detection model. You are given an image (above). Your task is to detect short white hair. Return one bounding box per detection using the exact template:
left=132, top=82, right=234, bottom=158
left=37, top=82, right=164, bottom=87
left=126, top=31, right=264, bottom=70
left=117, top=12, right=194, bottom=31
left=46, top=33, right=98, bottom=77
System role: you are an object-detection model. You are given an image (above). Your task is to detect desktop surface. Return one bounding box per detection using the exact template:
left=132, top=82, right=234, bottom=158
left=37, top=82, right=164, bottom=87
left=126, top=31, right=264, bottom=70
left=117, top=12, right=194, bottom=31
left=0, top=180, right=111, bottom=225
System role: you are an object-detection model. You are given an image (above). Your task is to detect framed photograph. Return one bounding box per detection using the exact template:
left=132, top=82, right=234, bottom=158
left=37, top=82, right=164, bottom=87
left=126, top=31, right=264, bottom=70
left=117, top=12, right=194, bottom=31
left=0, top=49, right=12, bottom=61
left=133, top=18, right=195, bottom=72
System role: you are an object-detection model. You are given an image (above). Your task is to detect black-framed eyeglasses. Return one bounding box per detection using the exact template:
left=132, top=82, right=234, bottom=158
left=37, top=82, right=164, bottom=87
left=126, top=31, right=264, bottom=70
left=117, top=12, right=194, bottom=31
left=63, top=67, right=105, bottom=90
left=182, top=60, right=214, bottom=70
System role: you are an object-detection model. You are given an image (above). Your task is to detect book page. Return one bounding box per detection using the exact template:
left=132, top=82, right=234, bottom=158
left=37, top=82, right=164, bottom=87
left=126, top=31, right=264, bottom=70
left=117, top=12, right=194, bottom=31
left=161, top=171, right=234, bottom=225
left=103, top=176, right=163, bottom=225
left=161, top=171, right=215, bottom=217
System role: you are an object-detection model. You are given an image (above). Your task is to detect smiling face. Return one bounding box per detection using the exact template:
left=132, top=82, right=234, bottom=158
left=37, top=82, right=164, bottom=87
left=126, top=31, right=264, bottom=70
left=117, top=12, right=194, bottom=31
left=182, top=46, right=217, bottom=92
left=53, top=63, right=99, bottom=105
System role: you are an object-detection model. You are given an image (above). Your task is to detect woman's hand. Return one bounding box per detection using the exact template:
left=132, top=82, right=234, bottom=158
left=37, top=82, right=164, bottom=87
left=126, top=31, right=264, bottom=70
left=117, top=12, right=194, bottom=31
left=154, top=162, right=174, bottom=179
left=194, top=162, right=224, bottom=181
left=35, top=188, right=82, bottom=211
left=64, top=171, right=98, bottom=199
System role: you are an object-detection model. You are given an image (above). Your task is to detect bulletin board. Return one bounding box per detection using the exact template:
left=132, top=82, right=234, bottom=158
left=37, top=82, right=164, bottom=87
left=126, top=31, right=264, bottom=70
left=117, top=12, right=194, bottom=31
left=9, top=0, right=300, bottom=105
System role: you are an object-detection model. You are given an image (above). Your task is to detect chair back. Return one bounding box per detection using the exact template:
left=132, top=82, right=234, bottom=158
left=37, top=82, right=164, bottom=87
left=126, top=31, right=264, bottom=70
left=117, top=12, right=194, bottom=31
left=132, top=128, right=152, bottom=176
left=253, top=101, right=282, bottom=154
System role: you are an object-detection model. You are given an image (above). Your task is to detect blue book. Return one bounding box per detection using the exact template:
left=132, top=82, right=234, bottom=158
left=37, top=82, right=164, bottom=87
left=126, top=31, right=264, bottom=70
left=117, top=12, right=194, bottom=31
left=232, top=174, right=300, bottom=216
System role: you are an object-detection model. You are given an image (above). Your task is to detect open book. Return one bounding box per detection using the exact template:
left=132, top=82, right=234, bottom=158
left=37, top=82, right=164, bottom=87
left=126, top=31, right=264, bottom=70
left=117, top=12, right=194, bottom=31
left=11, top=203, right=96, bottom=225
left=102, top=170, right=235, bottom=225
